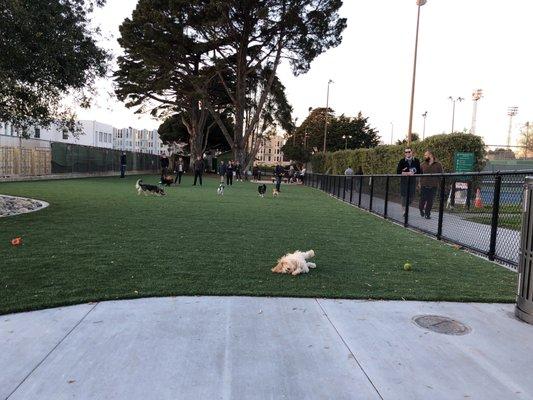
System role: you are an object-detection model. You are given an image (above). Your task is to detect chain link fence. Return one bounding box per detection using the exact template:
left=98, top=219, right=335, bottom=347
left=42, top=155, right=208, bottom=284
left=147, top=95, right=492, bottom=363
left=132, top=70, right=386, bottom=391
left=306, top=171, right=533, bottom=269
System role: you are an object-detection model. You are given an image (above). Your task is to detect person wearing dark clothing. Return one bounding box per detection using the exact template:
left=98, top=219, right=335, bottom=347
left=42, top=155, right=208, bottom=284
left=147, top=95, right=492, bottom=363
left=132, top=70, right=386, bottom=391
left=396, top=148, right=422, bottom=215
left=174, top=157, right=184, bottom=184
left=120, top=152, right=127, bottom=178
left=226, top=161, right=234, bottom=186
left=160, top=155, right=170, bottom=181
left=235, top=162, right=242, bottom=182
left=218, top=161, right=227, bottom=183
left=193, top=156, right=205, bottom=186
left=419, top=150, right=444, bottom=219
left=274, top=163, right=284, bottom=192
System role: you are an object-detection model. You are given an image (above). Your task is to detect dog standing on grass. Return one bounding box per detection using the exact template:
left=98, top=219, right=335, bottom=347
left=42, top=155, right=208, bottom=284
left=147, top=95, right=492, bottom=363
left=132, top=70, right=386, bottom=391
left=272, top=188, right=279, bottom=197
left=258, top=184, right=267, bottom=198
left=135, top=179, right=166, bottom=196
left=217, top=184, right=225, bottom=196
left=272, top=250, right=316, bottom=276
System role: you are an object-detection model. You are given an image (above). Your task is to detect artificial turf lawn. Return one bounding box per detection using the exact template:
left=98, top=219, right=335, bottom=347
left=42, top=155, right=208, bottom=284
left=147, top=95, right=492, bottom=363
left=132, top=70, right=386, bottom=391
left=0, top=175, right=517, bottom=315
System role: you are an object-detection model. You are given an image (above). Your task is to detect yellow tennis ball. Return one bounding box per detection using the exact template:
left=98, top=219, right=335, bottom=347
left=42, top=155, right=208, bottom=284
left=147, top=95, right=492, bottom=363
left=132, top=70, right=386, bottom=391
left=403, top=263, right=412, bottom=271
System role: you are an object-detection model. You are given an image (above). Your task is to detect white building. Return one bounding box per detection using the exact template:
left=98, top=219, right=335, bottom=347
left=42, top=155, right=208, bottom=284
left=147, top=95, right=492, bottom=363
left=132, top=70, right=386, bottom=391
left=255, top=134, right=287, bottom=165
left=0, top=120, right=113, bottom=148
left=113, top=127, right=165, bottom=155
left=0, top=120, right=168, bottom=154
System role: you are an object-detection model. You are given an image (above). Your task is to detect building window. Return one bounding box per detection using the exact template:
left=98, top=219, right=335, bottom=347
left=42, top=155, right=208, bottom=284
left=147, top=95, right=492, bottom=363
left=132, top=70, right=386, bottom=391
left=34, top=128, right=40, bottom=139
left=268, top=149, right=271, bottom=154
left=63, top=130, right=69, bottom=140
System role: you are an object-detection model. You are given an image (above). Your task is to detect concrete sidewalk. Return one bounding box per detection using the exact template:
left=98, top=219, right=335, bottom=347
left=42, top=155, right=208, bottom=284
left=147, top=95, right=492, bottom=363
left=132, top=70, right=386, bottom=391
left=1, top=297, right=532, bottom=400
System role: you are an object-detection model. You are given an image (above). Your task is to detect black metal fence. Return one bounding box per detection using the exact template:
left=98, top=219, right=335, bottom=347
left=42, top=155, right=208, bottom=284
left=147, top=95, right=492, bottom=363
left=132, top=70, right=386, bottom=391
left=305, top=171, right=533, bottom=269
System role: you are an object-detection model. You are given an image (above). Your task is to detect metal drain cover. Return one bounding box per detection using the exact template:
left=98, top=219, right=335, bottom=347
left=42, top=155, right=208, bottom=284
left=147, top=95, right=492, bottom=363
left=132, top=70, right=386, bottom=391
left=413, top=315, right=471, bottom=335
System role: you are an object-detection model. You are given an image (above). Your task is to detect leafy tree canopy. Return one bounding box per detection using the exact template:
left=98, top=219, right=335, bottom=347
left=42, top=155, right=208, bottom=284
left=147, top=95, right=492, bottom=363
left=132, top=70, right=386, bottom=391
left=0, top=0, right=109, bottom=134
left=287, top=108, right=380, bottom=153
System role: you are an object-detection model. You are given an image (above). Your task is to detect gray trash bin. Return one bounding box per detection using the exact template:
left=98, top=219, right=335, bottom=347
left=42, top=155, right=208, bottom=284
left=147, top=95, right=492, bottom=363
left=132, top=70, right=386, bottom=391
left=516, top=177, right=533, bottom=324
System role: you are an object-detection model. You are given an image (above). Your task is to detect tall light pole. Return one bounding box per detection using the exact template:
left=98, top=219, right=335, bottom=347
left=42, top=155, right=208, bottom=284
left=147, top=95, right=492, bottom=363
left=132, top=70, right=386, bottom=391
left=507, top=106, right=519, bottom=149
left=342, top=135, right=352, bottom=150
left=524, top=121, right=529, bottom=160
left=323, top=79, right=333, bottom=153
left=292, top=117, right=298, bottom=145
left=471, top=89, right=483, bottom=134
left=449, top=96, right=464, bottom=133
left=304, top=107, right=312, bottom=149
left=421, top=111, right=428, bottom=140
left=390, top=122, right=394, bottom=144
left=407, top=0, right=428, bottom=145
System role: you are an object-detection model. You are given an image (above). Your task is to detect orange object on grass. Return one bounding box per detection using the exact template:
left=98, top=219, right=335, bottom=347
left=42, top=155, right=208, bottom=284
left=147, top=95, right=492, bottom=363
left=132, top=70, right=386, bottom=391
left=11, top=237, right=23, bottom=246
left=474, top=188, right=483, bottom=208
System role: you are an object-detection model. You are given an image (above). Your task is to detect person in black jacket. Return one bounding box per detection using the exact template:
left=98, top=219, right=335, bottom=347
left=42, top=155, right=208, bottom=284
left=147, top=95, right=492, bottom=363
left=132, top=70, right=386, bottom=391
left=160, top=155, right=170, bottom=182
left=218, top=160, right=227, bottom=183
left=396, top=147, right=421, bottom=215
left=226, top=161, right=234, bottom=186
left=193, top=156, right=205, bottom=186
left=274, top=162, right=284, bottom=192
left=235, top=161, right=242, bottom=182
left=120, top=152, right=127, bottom=178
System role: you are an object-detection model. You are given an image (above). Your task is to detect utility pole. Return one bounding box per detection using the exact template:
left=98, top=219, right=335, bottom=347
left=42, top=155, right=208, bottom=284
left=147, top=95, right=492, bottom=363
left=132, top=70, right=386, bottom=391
left=323, top=79, right=333, bottom=153
left=507, top=106, right=519, bottom=149
left=421, top=111, right=428, bottom=140
left=471, top=89, right=483, bottom=134
left=407, top=0, right=428, bottom=145
left=449, top=96, right=464, bottom=133
left=390, top=122, right=394, bottom=145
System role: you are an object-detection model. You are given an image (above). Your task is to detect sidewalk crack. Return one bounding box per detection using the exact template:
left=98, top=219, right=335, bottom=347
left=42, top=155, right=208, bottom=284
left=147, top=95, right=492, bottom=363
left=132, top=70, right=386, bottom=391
left=315, top=299, right=384, bottom=400
left=4, top=302, right=99, bottom=400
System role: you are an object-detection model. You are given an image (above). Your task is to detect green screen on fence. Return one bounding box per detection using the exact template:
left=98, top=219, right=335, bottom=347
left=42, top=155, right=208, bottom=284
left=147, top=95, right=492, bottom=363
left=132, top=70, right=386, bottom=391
left=51, top=142, right=159, bottom=174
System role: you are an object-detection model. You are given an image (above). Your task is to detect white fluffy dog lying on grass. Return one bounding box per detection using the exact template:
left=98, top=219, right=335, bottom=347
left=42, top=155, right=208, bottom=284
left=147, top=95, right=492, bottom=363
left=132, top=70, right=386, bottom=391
left=272, top=250, right=316, bottom=276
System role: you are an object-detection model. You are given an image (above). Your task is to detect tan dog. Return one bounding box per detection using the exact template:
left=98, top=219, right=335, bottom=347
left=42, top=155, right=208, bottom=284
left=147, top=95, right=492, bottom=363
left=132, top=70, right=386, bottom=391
left=273, top=188, right=279, bottom=197
left=272, top=250, right=316, bottom=276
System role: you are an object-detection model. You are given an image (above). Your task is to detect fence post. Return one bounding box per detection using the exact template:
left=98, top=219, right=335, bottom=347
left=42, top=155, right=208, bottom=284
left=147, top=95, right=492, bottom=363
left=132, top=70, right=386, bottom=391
left=437, top=176, right=446, bottom=240
left=369, top=177, right=374, bottom=211
left=337, top=176, right=341, bottom=198
left=343, top=176, right=347, bottom=201
left=384, top=176, right=390, bottom=219
left=488, top=173, right=502, bottom=261
left=358, top=175, right=363, bottom=207
left=349, top=176, right=354, bottom=203
left=404, top=175, right=411, bottom=227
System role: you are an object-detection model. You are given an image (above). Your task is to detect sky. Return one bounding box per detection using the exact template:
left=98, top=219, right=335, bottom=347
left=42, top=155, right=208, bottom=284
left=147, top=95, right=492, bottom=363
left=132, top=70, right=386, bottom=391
left=79, top=0, right=533, bottom=147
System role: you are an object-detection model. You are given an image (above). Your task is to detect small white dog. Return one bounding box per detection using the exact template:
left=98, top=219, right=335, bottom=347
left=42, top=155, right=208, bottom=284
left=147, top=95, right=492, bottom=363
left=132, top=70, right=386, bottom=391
left=217, top=184, right=225, bottom=196
left=272, top=250, right=316, bottom=276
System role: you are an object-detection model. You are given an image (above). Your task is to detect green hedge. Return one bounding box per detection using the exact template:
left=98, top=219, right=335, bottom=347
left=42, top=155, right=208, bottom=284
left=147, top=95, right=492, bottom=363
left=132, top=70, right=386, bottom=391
left=310, top=133, right=486, bottom=174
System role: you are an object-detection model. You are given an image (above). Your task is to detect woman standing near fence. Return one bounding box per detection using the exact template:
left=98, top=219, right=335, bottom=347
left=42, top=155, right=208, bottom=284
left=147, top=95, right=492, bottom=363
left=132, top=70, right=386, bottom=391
left=419, top=150, right=443, bottom=219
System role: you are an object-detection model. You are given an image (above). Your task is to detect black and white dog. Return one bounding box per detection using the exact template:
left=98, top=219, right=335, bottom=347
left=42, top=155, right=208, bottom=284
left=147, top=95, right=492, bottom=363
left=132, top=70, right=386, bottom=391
left=217, top=184, right=225, bottom=196
left=258, top=184, right=267, bottom=198
left=136, top=179, right=166, bottom=196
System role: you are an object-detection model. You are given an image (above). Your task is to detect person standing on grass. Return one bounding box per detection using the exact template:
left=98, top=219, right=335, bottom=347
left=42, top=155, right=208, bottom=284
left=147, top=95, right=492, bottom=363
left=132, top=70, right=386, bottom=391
left=193, top=156, right=205, bottom=186
left=344, top=166, right=354, bottom=176
left=274, top=162, right=284, bottom=192
left=160, top=154, right=170, bottom=182
left=235, top=161, right=242, bottom=182
left=419, top=150, right=443, bottom=219
left=174, top=157, right=184, bottom=184
left=396, top=147, right=421, bottom=216
left=226, top=160, right=234, bottom=186
left=218, top=160, right=227, bottom=183
left=120, top=152, right=127, bottom=178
